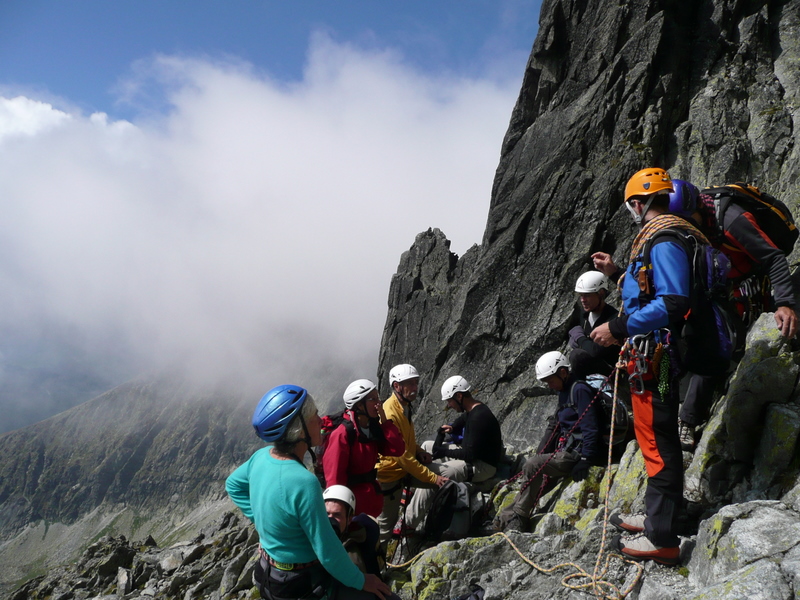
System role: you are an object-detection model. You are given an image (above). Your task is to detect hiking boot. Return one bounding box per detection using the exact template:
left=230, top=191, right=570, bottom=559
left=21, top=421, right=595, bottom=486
left=609, top=512, right=646, bottom=533
left=678, top=421, right=696, bottom=451
left=614, top=533, right=680, bottom=565
left=502, top=514, right=530, bottom=534
left=474, top=519, right=500, bottom=537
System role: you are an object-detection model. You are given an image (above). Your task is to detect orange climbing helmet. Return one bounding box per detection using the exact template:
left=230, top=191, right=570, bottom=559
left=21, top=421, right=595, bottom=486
left=624, top=168, right=673, bottom=202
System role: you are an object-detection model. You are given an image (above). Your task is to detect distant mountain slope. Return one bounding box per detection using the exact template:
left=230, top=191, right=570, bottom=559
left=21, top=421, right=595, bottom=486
left=0, top=372, right=258, bottom=540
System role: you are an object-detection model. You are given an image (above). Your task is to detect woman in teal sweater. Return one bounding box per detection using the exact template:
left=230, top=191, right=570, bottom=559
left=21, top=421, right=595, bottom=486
left=226, top=384, right=390, bottom=600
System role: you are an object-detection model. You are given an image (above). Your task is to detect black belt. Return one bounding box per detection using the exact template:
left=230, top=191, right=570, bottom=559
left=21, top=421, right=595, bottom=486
left=380, top=479, right=403, bottom=496
left=347, top=468, right=377, bottom=487
left=260, top=547, right=320, bottom=571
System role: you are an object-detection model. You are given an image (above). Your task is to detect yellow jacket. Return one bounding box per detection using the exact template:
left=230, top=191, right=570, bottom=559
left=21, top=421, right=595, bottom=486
left=376, top=393, right=438, bottom=485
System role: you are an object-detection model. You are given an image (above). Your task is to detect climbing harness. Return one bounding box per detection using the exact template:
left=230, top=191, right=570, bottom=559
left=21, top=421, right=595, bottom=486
left=624, top=330, right=673, bottom=398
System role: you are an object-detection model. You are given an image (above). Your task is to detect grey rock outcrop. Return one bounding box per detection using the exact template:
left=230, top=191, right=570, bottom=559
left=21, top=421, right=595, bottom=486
left=685, top=313, right=800, bottom=506
left=8, top=512, right=259, bottom=600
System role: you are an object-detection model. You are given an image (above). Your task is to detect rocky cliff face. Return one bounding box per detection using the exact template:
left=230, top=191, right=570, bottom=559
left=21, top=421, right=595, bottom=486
left=379, top=0, right=800, bottom=447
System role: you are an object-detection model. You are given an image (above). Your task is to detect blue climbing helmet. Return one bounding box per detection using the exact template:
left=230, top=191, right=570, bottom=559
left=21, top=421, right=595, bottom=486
left=252, top=384, right=310, bottom=442
left=668, top=179, right=700, bottom=218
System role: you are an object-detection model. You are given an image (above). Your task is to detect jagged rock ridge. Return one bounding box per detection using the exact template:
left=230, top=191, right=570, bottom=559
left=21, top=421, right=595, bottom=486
left=378, top=0, right=800, bottom=447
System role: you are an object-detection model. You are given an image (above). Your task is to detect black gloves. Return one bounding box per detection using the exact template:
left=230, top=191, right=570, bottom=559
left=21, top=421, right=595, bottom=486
left=568, top=325, right=585, bottom=349
left=571, top=458, right=591, bottom=482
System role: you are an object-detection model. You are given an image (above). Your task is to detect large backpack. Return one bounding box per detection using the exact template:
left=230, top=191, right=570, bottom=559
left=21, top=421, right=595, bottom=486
left=642, top=227, right=738, bottom=363
left=702, top=183, right=799, bottom=255
left=316, top=413, right=382, bottom=489
left=631, top=214, right=738, bottom=366
left=568, top=375, right=630, bottom=447
left=422, top=480, right=472, bottom=541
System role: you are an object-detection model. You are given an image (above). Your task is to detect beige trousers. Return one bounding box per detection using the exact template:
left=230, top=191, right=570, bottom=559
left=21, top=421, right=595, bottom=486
left=403, top=441, right=496, bottom=531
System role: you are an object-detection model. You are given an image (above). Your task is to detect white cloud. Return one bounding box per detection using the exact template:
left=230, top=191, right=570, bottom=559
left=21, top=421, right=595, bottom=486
left=0, top=96, right=72, bottom=142
left=0, top=34, right=520, bottom=388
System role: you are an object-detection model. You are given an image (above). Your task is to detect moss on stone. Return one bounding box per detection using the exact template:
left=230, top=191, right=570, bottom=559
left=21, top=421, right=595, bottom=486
left=607, top=444, right=647, bottom=512
left=574, top=507, right=601, bottom=531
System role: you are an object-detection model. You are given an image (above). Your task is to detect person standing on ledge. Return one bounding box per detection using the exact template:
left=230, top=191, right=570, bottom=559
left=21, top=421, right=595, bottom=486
left=226, top=384, right=391, bottom=600
left=591, top=167, right=690, bottom=565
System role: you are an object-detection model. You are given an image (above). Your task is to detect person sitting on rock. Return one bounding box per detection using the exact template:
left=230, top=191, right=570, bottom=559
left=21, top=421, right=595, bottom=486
left=225, top=385, right=391, bottom=600
left=568, top=270, right=621, bottom=377
left=376, top=364, right=448, bottom=546
left=323, top=485, right=391, bottom=581
left=404, top=376, right=504, bottom=533
left=495, top=351, right=603, bottom=534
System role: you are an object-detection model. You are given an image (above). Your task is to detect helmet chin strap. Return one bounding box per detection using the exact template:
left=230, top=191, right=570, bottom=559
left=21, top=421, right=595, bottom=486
left=394, top=384, right=417, bottom=421
left=298, top=413, right=317, bottom=464
left=627, top=195, right=659, bottom=226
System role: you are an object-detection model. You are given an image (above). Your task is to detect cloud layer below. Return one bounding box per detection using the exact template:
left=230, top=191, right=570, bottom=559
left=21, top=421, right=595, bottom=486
left=0, top=34, right=519, bottom=427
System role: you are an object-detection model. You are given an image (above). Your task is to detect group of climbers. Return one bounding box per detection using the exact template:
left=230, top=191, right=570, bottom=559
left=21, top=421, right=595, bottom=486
left=225, top=365, right=501, bottom=600
left=225, top=385, right=395, bottom=600
left=225, top=166, right=799, bottom=598
left=498, top=167, right=798, bottom=565
left=593, top=168, right=795, bottom=563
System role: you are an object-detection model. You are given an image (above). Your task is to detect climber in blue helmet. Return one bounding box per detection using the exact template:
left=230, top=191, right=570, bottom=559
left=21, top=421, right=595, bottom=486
left=226, top=384, right=393, bottom=600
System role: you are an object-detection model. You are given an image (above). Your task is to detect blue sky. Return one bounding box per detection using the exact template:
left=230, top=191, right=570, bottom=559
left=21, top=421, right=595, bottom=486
left=0, top=1, right=543, bottom=431
left=2, top=1, right=540, bottom=120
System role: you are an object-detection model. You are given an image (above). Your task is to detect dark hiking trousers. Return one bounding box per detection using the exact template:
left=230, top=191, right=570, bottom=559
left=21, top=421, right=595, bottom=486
left=679, top=370, right=728, bottom=427
left=630, top=375, right=682, bottom=548
left=497, top=450, right=580, bottom=525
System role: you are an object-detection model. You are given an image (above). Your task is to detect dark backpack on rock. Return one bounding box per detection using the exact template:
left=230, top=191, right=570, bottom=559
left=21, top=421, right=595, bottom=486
left=423, top=480, right=472, bottom=542
left=703, top=183, right=799, bottom=255
left=568, top=375, right=630, bottom=447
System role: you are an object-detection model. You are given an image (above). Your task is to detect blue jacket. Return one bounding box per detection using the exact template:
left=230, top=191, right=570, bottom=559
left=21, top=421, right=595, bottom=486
left=608, top=238, right=692, bottom=340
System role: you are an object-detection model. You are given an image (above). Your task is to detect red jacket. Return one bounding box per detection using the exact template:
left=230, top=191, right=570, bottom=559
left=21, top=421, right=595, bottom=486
left=322, top=412, right=404, bottom=517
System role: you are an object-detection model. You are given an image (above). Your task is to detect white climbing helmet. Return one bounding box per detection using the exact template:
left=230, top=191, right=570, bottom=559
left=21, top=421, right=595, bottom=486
left=343, top=379, right=377, bottom=410
left=575, top=271, right=611, bottom=294
left=323, top=485, right=356, bottom=514
left=389, top=364, right=419, bottom=385
left=441, top=376, right=471, bottom=401
left=535, top=351, right=570, bottom=381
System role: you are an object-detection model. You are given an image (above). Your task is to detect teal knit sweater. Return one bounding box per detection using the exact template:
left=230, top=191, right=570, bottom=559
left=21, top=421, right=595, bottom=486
left=226, top=446, right=365, bottom=590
